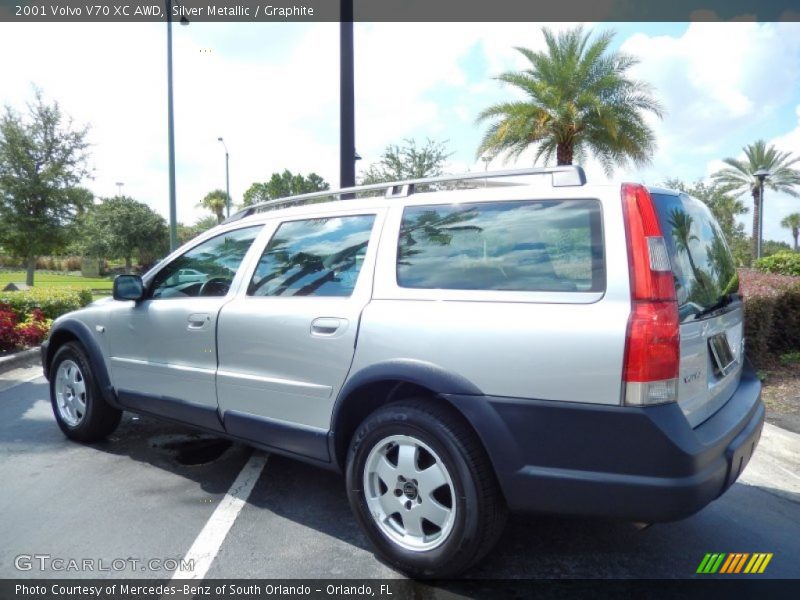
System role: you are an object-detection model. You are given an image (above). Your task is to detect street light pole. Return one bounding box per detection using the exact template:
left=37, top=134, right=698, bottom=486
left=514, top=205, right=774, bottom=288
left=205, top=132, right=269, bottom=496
left=340, top=0, right=355, bottom=191
left=166, top=0, right=178, bottom=251
left=755, top=168, right=770, bottom=260
left=218, top=137, right=230, bottom=217
left=165, top=1, right=188, bottom=251
left=115, top=182, right=124, bottom=196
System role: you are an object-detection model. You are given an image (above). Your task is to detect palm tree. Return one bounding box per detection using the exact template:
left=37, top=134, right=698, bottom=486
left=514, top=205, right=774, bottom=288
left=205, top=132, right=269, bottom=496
left=712, top=140, right=800, bottom=259
left=199, top=189, right=229, bottom=224
left=476, top=25, right=663, bottom=175
left=781, top=213, right=800, bottom=251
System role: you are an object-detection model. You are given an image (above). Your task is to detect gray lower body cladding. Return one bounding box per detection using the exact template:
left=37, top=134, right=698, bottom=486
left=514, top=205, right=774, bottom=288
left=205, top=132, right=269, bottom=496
left=444, top=361, right=763, bottom=522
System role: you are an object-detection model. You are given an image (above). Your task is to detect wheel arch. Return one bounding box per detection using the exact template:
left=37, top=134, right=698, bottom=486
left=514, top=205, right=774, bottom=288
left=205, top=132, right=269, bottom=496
left=329, top=359, right=484, bottom=471
left=45, top=319, right=118, bottom=408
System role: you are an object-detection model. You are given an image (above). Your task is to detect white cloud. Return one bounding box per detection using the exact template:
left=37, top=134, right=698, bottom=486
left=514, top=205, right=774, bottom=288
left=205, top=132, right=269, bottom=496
left=1, top=20, right=799, bottom=240
left=621, top=22, right=800, bottom=177
left=0, top=22, right=340, bottom=225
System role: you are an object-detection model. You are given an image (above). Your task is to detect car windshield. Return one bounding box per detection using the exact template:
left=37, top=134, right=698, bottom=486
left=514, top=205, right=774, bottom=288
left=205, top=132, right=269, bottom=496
left=651, top=192, right=739, bottom=322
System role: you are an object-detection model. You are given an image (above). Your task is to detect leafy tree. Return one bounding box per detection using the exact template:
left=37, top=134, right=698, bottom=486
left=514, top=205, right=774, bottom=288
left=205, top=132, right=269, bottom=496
left=762, top=239, right=792, bottom=257
left=360, top=139, right=452, bottom=185
left=242, top=170, right=329, bottom=207
left=712, top=139, right=800, bottom=259
left=199, top=189, right=230, bottom=224
left=178, top=215, right=219, bottom=244
left=476, top=26, right=663, bottom=174
left=0, top=91, right=91, bottom=285
left=780, top=213, right=800, bottom=251
left=77, top=196, right=168, bottom=272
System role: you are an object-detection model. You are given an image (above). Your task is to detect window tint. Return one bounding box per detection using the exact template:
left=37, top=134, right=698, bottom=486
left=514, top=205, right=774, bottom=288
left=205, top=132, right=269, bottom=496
left=397, top=200, right=604, bottom=292
left=651, top=193, right=739, bottom=322
left=248, top=215, right=375, bottom=297
left=149, top=226, right=262, bottom=299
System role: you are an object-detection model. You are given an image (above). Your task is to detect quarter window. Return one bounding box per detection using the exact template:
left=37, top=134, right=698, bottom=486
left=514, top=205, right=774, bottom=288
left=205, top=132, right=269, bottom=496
left=397, top=200, right=604, bottom=292
left=149, top=226, right=262, bottom=298
left=248, top=215, right=375, bottom=297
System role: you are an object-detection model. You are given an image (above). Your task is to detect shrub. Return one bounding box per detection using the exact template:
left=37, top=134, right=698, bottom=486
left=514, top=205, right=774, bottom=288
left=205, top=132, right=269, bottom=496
left=64, top=256, right=82, bottom=271
left=0, top=255, right=21, bottom=268
left=743, top=294, right=778, bottom=366
left=0, top=287, right=93, bottom=321
left=0, top=305, right=53, bottom=352
left=739, top=269, right=800, bottom=366
left=755, top=251, right=800, bottom=277
left=0, top=304, right=19, bottom=352
left=15, top=308, right=51, bottom=347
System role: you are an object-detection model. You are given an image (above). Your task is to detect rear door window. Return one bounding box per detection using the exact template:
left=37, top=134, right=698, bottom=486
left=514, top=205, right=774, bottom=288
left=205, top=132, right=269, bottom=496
left=397, top=200, right=604, bottom=292
left=651, top=192, right=739, bottom=322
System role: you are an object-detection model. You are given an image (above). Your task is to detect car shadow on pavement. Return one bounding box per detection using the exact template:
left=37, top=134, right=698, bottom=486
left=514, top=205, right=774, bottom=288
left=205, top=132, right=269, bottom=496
left=0, top=388, right=253, bottom=498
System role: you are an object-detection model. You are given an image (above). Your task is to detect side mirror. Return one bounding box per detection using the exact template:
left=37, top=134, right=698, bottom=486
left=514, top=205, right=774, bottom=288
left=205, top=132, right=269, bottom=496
left=113, top=274, right=145, bottom=301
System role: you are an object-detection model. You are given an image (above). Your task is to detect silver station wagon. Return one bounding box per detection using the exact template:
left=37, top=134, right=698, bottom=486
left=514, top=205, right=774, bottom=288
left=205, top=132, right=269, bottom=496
left=42, top=166, right=764, bottom=577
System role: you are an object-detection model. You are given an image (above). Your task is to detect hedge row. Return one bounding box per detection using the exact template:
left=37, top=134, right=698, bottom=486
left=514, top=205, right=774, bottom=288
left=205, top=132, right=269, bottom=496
left=0, top=287, right=93, bottom=321
left=740, top=269, right=800, bottom=366
left=755, top=251, right=800, bottom=277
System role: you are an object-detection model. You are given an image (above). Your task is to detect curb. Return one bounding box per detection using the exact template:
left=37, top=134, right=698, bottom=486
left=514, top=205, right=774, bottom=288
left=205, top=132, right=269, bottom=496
left=0, top=347, right=40, bottom=374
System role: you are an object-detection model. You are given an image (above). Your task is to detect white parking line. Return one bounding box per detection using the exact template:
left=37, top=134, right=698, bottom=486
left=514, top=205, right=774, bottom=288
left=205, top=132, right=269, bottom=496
left=171, top=451, right=269, bottom=580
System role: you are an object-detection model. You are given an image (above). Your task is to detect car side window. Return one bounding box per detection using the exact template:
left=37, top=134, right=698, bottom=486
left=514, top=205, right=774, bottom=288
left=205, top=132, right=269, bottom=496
left=248, top=215, right=375, bottom=297
left=149, top=226, right=262, bottom=299
left=397, top=200, right=605, bottom=292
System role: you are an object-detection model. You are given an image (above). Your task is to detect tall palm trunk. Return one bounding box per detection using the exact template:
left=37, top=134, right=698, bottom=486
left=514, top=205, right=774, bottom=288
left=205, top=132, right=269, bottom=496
left=556, top=142, right=574, bottom=165
left=793, top=227, right=799, bottom=251
left=751, top=188, right=760, bottom=261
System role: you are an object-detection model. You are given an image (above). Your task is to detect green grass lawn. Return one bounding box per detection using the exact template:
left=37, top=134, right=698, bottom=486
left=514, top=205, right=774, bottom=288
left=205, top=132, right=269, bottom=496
left=0, top=270, right=113, bottom=291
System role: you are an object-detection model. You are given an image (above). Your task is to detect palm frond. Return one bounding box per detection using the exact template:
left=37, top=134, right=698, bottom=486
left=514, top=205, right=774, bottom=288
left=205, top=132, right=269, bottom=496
left=476, top=25, right=663, bottom=174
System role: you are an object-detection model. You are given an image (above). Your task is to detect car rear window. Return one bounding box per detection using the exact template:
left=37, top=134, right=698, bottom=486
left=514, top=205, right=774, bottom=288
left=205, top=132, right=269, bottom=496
left=651, top=192, right=739, bottom=322
left=397, top=199, right=605, bottom=292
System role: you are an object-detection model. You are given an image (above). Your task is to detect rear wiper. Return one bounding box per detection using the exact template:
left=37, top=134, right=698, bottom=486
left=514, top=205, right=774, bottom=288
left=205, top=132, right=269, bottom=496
left=694, top=294, right=734, bottom=319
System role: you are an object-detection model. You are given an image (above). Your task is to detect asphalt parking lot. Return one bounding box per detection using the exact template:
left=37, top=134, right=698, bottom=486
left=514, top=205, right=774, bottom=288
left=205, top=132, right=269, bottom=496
left=1, top=364, right=799, bottom=584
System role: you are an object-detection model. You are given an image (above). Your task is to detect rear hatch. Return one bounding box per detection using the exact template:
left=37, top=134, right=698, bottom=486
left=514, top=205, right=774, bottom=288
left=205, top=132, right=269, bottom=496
left=650, top=190, right=743, bottom=427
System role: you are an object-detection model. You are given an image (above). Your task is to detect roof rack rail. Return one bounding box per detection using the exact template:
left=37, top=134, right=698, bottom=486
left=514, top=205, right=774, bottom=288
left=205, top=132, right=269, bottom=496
left=222, top=165, right=586, bottom=224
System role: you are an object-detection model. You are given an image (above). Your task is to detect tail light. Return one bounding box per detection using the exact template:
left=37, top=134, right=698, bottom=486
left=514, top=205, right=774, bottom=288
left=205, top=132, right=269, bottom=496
left=621, top=183, right=680, bottom=406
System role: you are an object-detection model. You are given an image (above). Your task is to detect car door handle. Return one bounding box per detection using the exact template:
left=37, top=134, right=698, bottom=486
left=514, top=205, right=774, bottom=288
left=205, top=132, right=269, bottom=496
left=310, top=317, right=346, bottom=336
left=188, top=313, right=210, bottom=330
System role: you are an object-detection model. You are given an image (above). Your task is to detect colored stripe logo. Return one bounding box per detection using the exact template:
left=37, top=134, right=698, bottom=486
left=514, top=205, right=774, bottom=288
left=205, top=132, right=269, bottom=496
left=697, top=553, right=773, bottom=574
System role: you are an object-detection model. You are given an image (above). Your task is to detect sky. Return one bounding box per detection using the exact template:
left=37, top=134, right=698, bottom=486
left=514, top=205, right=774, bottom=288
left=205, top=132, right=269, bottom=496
left=1, top=20, right=799, bottom=244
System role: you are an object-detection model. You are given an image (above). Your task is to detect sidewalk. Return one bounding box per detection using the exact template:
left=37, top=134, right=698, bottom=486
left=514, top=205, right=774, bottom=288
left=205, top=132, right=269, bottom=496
left=0, top=346, right=39, bottom=372
left=0, top=348, right=42, bottom=392
left=739, top=422, right=800, bottom=501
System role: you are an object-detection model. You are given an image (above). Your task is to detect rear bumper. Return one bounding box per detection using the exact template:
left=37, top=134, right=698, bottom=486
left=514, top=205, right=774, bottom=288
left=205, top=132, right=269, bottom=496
left=446, top=362, right=763, bottom=522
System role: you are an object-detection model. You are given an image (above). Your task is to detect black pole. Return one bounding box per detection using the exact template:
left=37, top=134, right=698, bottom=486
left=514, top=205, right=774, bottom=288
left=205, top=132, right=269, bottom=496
left=340, top=0, right=355, bottom=191
left=166, top=0, right=178, bottom=251
left=757, top=179, right=765, bottom=259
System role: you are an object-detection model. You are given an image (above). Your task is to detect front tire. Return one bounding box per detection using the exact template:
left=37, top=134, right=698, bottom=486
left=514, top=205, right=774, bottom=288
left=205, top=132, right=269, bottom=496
left=50, top=342, right=121, bottom=442
left=346, top=399, right=507, bottom=578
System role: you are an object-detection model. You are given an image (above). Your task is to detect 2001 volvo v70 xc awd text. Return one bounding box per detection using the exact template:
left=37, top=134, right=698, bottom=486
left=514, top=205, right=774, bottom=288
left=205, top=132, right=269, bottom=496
left=41, top=166, right=764, bottom=577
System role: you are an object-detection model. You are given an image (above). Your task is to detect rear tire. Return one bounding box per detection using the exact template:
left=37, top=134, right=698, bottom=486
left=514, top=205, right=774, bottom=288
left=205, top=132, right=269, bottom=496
left=50, top=342, right=121, bottom=442
left=346, top=399, right=507, bottom=578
